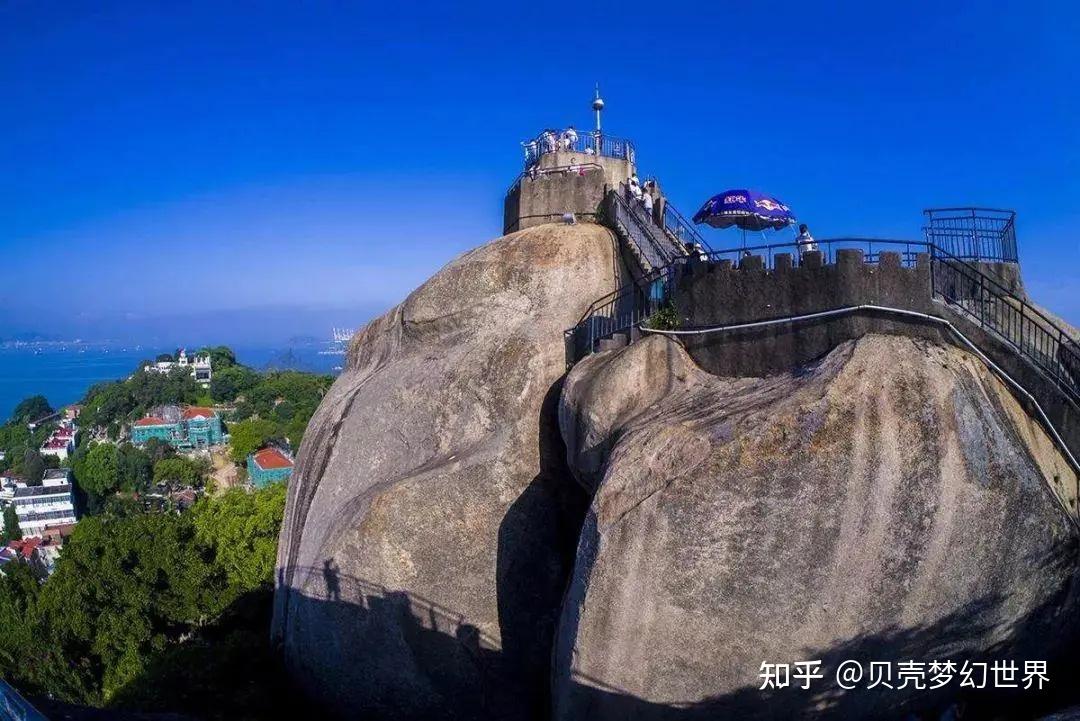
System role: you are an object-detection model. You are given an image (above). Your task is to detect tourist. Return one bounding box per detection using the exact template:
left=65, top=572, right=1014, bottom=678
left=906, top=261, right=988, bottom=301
left=628, top=173, right=642, bottom=200
left=541, top=130, right=557, bottom=154
left=523, top=138, right=538, bottom=164
left=642, top=191, right=654, bottom=215
left=564, top=125, right=578, bottom=151
left=796, top=223, right=818, bottom=256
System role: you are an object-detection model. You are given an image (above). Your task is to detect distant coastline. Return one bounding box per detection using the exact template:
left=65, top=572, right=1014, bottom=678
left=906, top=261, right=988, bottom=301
left=0, top=342, right=343, bottom=422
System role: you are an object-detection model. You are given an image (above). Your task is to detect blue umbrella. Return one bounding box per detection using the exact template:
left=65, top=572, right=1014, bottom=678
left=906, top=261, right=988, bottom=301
left=692, top=189, right=796, bottom=232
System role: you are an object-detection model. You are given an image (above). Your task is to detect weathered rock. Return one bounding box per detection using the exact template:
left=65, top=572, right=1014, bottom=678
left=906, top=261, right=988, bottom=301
left=272, top=222, right=622, bottom=719
left=554, top=333, right=1080, bottom=720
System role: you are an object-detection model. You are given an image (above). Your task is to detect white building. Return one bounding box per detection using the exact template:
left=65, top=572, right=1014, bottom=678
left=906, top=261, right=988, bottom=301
left=12, top=469, right=78, bottom=538
left=143, top=348, right=213, bottom=387
left=39, top=419, right=78, bottom=461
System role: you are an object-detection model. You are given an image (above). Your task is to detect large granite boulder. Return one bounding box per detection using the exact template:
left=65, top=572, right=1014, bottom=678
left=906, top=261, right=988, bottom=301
left=272, top=223, right=621, bottom=719
left=554, top=333, right=1080, bottom=720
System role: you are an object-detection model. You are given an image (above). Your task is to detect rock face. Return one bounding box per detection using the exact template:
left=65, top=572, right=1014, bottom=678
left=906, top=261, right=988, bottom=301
left=272, top=223, right=622, bottom=719
left=554, top=333, right=1080, bottom=720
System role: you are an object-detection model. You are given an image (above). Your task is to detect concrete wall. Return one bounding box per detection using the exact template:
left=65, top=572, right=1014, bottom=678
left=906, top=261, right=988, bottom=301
left=674, top=249, right=939, bottom=376
left=503, top=152, right=634, bottom=234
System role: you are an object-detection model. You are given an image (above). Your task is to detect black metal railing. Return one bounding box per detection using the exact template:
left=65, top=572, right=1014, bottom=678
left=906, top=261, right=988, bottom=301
left=522, top=130, right=635, bottom=168
left=703, top=237, right=930, bottom=269
left=931, top=250, right=1080, bottom=406
left=567, top=237, right=1080, bottom=411
left=565, top=262, right=676, bottom=363
left=606, top=187, right=685, bottom=272
left=924, top=207, right=1018, bottom=263
left=662, top=201, right=715, bottom=255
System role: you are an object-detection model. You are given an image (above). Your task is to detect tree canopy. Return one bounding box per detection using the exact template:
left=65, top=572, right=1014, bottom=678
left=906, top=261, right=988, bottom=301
left=1, top=504, right=21, bottom=543
left=0, top=482, right=288, bottom=715
left=227, top=418, right=280, bottom=464
left=152, top=456, right=206, bottom=487
left=12, top=395, right=52, bottom=424
left=73, top=443, right=121, bottom=499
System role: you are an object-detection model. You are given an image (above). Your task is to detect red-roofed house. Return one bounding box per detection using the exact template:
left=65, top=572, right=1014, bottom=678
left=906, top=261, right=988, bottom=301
left=247, top=447, right=294, bottom=488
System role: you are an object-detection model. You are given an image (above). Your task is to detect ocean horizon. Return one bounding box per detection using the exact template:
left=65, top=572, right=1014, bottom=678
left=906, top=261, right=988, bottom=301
left=0, top=342, right=344, bottom=423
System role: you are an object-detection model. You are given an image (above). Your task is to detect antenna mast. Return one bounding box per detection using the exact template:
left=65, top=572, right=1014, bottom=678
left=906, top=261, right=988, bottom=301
left=592, top=83, right=604, bottom=132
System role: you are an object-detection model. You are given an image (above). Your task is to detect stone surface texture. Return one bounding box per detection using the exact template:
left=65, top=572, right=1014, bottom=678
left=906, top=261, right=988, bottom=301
left=554, top=333, right=1079, bottom=720
left=273, top=222, right=621, bottom=720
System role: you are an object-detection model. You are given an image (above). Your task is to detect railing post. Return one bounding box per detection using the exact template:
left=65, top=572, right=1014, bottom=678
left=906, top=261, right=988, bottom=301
left=978, top=271, right=985, bottom=327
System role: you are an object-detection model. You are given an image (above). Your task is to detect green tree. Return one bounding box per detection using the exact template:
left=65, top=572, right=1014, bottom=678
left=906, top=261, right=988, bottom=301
left=143, top=437, right=175, bottom=464
left=12, top=395, right=53, bottom=423
left=227, top=419, right=280, bottom=464
left=22, top=449, right=45, bottom=485
left=0, top=562, right=39, bottom=672
left=32, top=513, right=222, bottom=703
left=2, top=504, right=22, bottom=542
left=74, top=443, right=121, bottom=499
left=198, top=346, right=237, bottom=369
left=209, top=364, right=260, bottom=403
left=152, top=457, right=204, bottom=487
left=284, top=414, right=310, bottom=448
left=192, top=483, right=287, bottom=590
left=117, top=443, right=153, bottom=492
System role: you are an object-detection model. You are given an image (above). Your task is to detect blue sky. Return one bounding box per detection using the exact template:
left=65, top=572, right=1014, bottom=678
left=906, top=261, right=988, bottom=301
left=2, top=1, right=1078, bottom=342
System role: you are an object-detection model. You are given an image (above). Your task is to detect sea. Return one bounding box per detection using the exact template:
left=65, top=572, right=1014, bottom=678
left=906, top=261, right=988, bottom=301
left=0, top=343, right=345, bottom=422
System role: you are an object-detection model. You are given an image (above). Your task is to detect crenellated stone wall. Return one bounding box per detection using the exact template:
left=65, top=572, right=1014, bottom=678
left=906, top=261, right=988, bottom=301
left=674, top=249, right=941, bottom=377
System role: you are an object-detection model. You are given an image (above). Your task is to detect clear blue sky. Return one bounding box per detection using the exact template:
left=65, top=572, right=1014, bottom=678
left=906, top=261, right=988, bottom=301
left=2, top=1, right=1078, bottom=343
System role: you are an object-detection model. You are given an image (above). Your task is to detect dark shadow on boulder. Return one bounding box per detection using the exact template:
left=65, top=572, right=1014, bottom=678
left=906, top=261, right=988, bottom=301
left=552, top=534, right=1080, bottom=721
left=276, top=535, right=1080, bottom=720
left=496, top=375, right=591, bottom=720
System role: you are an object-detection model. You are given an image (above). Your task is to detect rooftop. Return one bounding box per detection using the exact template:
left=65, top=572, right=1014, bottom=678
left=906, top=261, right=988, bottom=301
left=7, top=538, right=42, bottom=560
left=252, top=447, right=294, bottom=470
left=182, top=406, right=217, bottom=420
left=134, top=415, right=170, bottom=427
left=14, top=483, right=72, bottom=498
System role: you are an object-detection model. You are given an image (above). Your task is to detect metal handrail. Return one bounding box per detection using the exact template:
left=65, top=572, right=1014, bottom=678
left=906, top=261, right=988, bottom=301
left=661, top=201, right=715, bottom=254
left=522, top=130, right=635, bottom=168
left=923, top=207, right=1018, bottom=263
left=0, top=679, right=48, bottom=721
left=606, top=187, right=685, bottom=272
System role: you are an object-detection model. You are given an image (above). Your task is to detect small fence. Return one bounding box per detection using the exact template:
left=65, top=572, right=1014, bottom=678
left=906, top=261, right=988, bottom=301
left=924, top=207, right=1018, bottom=263
left=522, top=130, right=635, bottom=168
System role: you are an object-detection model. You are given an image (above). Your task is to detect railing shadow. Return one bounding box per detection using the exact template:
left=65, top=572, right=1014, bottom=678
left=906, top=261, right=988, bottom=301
left=271, top=531, right=1080, bottom=720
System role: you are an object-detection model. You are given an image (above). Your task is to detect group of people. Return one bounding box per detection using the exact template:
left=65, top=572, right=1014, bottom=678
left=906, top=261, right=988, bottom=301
left=627, top=173, right=655, bottom=214
left=524, top=126, right=591, bottom=163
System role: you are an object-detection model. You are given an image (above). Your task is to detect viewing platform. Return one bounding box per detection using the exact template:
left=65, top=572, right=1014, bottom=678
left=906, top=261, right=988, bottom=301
left=503, top=130, right=637, bottom=234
